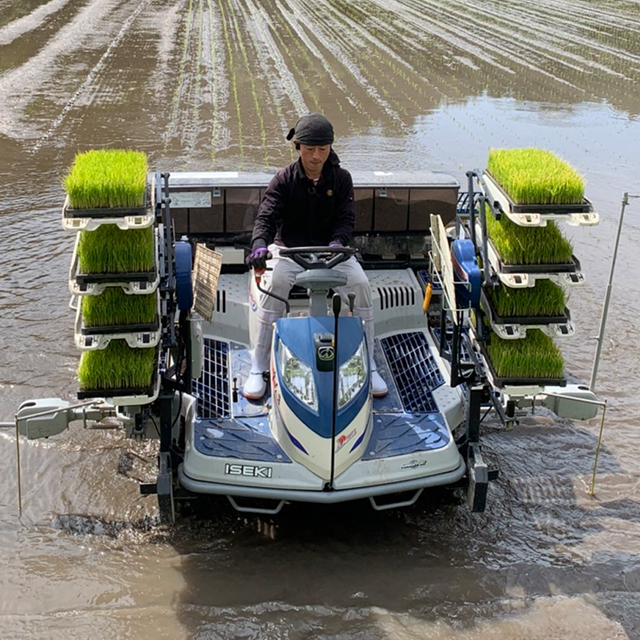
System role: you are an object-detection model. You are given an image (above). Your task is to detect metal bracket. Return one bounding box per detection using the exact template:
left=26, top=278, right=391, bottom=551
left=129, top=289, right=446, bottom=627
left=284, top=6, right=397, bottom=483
left=156, top=451, right=175, bottom=524
left=226, top=496, right=285, bottom=514
left=140, top=483, right=157, bottom=495
left=467, top=442, right=489, bottom=512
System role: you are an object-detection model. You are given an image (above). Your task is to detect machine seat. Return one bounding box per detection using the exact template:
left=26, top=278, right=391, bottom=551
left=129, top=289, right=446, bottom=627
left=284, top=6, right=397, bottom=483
left=295, top=269, right=348, bottom=291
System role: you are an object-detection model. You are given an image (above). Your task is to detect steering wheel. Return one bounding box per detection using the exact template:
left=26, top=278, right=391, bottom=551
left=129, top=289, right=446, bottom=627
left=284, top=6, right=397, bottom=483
left=278, top=246, right=355, bottom=270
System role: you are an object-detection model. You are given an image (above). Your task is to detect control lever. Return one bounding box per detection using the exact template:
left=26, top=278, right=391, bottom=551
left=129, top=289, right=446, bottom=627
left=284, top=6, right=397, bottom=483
left=333, top=292, right=342, bottom=317
left=347, top=292, right=356, bottom=314
left=254, top=267, right=291, bottom=314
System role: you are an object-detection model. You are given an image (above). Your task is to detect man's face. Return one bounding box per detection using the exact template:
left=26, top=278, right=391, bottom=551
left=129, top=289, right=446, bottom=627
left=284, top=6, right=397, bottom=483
left=298, top=143, right=331, bottom=175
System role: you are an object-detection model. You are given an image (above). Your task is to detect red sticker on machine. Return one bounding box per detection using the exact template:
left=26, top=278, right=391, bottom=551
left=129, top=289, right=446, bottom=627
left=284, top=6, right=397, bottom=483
left=335, top=428, right=357, bottom=452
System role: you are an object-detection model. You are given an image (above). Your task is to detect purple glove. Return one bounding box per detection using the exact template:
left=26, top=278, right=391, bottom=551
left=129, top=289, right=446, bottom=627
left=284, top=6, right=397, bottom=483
left=328, top=241, right=342, bottom=248
left=246, top=245, right=272, bottom=270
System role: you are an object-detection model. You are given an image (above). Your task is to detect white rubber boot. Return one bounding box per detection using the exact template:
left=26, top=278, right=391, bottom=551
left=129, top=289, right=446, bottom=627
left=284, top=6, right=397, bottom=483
left=364, top=319, right=388, bottom=398
left=243, top=318, right=273, bottom=400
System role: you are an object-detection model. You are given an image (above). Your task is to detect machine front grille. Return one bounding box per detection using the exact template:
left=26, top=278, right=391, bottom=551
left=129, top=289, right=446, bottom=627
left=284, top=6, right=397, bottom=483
left=380, top=332, right=444, bottom=413
left=194, top=338, right=230, bottom=418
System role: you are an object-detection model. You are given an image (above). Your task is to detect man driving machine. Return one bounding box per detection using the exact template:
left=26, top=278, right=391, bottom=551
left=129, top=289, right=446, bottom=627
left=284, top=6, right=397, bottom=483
left=244, top=113, right=388, bottom=400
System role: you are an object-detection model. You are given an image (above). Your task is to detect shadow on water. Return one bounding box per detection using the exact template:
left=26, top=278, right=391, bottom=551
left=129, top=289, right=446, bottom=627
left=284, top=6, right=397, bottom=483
left=47, top=415, right=637, bottom=638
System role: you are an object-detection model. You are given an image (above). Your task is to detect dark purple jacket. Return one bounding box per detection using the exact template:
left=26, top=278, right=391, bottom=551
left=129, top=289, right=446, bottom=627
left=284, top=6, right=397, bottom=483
left=252, top=150, right=355, bottom=248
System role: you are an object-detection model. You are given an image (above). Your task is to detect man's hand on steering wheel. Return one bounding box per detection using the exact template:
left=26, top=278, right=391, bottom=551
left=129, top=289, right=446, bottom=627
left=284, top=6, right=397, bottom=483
left=278, top=244, right=355, bottom=270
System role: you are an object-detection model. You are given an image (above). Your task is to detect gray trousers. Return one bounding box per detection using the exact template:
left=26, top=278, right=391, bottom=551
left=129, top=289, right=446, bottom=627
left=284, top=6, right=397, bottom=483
left=256, top=244, right=374, bottom=326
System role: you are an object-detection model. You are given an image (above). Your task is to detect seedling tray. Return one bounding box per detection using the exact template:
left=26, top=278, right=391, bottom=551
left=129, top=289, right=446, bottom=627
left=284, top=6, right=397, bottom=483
left=476, top=223, right=580, bottom=273
left=476, top=224, right=585, bottom=288
left=77, top=355, right=161, bottom=405
left=62, top=190, right=153, bottom=232
left=482, top=172, right=598, bottom=227
left=81, top=318, right=160, bottom=335
left=75, top=270, right=158, bottom=284
left=477, top=340, right=566, bottom=389
left=78, top=384, right=155, bottom=399
left=480, top=290, right=574, bottom=340
left=481, top=289, right=570, bottom=325
left=68, top=233, right=159, bottom=296
left=74, top=306, right=161, bottom=351
left=497, top=253, right=580, bottom=274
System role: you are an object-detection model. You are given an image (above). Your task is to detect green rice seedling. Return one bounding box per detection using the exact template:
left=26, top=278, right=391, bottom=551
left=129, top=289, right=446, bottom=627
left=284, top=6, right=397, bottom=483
left=485, top=205, right=573, bottom=265
left=64, top=149, right=148, bottom=209
left=81, top=289, right=157, bottom=327
left=78, top=226, right=154, bottom=274
left=487, top=148, right=585, bottom=205
left=486, top=329, right=564, bottom=380
left=487, top=281, right=566, bottom=318
left=78, top=341, right=157, bottom=390
left=217, top=0, right=244, bottom=166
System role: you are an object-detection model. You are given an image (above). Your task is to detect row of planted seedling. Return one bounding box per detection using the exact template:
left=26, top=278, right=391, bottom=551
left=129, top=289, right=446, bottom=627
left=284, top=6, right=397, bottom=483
left=64, top=149, right=159, bottom=398
left=477, top=148, right=589, bottom=385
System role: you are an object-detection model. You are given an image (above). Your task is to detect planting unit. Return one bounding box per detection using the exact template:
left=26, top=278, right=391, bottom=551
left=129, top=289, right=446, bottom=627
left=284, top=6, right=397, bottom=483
left=468, top=149, right=598, bottom=390
left=62, top=150, right=160, bottom=403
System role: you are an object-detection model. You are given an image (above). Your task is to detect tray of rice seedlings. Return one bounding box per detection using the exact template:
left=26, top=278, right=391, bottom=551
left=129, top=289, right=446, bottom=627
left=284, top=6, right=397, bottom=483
left=62, top=149, right=152, bottom=232
left=481, top=206, right=579, bottom=273
left=481, top=281, right=574, bottom=340
left=482, top=329, right=566, bottom=388
left=74, top=290, right=161, bottom=350
left=69, top=226, right=159, bottom=296
left=77, top=340, right=160, bottom=402
left=483, top=148, right=598, bottom=227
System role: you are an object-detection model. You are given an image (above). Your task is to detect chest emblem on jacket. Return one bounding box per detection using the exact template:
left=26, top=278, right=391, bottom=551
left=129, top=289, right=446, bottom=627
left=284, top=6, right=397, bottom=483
left=326, top=189, right=333, bottom=197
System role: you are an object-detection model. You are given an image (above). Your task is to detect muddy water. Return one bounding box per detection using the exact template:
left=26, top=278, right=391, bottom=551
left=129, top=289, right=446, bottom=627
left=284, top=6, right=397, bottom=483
left=1, top=0, right=639, bottom=637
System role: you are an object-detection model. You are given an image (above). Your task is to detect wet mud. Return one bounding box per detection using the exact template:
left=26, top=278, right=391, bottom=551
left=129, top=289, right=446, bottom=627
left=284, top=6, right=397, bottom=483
left=1, top=0, right=640, bottom=637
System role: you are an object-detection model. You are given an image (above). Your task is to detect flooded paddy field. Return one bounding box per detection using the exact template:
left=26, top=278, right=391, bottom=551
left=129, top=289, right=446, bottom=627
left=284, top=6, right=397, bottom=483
left=1, top=0, right=640, bottom=637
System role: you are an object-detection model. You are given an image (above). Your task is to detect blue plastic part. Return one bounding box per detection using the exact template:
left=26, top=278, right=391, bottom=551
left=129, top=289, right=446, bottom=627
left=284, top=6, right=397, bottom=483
left=174, top=241, right=193, bottom=310
left=274, top=316, right=369, bottom=438
left=366, top=413, right=450, bottom=459
left=451, top=239, right=481, bottom=308
left=194, top=416, right=292, bottom=462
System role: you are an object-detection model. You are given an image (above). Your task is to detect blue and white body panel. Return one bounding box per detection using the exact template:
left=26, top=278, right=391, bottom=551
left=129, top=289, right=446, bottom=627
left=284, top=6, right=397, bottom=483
left=180, top=268, right=467, bottom=505
left=271, top=315, right=371, bottom=480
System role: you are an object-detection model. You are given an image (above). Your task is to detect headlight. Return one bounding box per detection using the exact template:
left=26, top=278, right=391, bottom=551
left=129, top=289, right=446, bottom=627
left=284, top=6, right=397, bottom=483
left=338, top=341, right=367, bottom=408
left=279, top=342, right=318, bottom=411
